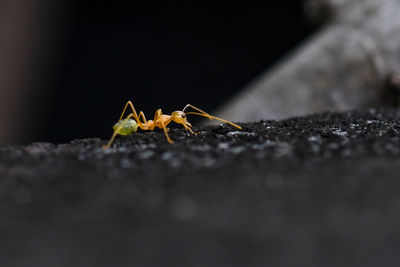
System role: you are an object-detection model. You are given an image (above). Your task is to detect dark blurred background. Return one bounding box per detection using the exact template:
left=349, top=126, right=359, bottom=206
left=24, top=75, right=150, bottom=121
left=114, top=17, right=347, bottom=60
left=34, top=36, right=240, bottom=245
left=0, top=2, right=315, bottom=146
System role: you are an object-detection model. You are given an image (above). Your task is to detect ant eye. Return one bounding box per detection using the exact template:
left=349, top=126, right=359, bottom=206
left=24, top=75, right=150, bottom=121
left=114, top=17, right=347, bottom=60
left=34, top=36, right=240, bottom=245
left=182, top=114, right=185, bottom=118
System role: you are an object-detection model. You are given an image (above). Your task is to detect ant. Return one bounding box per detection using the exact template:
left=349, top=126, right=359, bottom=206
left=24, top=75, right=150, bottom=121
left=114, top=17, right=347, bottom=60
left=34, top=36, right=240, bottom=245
left=103, top=101, right=242, bottom=149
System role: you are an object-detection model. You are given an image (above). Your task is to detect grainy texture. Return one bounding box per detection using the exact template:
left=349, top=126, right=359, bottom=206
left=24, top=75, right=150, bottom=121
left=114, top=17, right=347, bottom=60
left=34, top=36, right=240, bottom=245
left=1, top=109, right=400, bottom=267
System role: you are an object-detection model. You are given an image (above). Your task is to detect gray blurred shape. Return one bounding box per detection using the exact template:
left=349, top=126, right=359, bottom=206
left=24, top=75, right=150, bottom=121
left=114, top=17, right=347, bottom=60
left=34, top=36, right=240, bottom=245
left=213, top=0, right=400, bottom=122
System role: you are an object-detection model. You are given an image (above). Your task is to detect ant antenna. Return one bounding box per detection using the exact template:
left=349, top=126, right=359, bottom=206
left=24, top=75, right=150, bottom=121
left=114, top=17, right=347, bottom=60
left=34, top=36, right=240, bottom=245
left=182, top=104, right=242, bottom=129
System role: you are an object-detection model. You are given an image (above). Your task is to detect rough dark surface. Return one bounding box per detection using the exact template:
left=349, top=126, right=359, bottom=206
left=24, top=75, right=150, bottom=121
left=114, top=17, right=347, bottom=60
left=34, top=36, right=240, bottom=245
left=1, top=109, right=400, bottom=267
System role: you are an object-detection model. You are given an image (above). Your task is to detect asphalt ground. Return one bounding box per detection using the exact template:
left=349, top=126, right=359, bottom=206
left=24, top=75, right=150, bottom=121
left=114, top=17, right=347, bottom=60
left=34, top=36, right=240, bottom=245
left=1, top=108, right=400, bottom=267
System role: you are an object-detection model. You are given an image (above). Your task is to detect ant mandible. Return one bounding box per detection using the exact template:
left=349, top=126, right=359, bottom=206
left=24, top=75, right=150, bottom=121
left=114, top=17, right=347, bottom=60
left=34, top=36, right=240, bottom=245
left=103, top=101, right=242, bottom=149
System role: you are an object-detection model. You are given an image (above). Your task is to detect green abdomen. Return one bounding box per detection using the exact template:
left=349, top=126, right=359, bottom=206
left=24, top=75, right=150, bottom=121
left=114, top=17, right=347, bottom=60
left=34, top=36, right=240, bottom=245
left=113, top=119, right=138, bottom=135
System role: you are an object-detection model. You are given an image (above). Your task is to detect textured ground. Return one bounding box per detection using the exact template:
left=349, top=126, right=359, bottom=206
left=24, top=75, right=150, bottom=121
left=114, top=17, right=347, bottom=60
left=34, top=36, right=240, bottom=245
left=1, top=109, right=400, bottom=267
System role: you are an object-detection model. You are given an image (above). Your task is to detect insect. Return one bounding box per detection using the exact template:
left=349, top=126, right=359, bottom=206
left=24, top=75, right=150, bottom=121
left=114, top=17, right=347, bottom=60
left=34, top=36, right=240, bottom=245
left=103, top=101, right=242, bottom=149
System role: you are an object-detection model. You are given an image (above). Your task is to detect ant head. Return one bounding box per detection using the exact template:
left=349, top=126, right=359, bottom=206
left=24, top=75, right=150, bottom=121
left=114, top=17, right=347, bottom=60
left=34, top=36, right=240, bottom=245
left=171, top=111, right=191, bottom=126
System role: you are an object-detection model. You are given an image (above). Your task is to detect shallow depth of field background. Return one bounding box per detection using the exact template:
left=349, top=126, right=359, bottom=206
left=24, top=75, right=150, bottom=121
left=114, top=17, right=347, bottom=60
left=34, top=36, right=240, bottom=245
left=0, top=2, right=314, bottom=146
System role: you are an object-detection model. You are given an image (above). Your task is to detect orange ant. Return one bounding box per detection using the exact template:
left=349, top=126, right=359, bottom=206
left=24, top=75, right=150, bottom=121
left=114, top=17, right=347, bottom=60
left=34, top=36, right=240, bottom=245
left=103, top=101, right=242, bottom=149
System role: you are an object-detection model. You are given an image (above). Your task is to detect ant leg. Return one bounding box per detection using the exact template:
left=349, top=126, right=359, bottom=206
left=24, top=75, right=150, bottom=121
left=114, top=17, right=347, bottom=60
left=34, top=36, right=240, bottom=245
left=185, top=111, right=242, bottom=129
left=183, top=104, right=241, bottom=129
left=146, top=109, right=160, bottom=131
left=153, top=109, right=162, bottom=120
left=161, top=121, right=174, bottom=144
left=118, top=101, right=145, bottom=127
left=138, top=111, right=147, bottom=123
left=153, top=109, right=173, bottom=143
left=103, top=113, right=135, bottom=149
left=118, top=101, right=136, bottom=120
